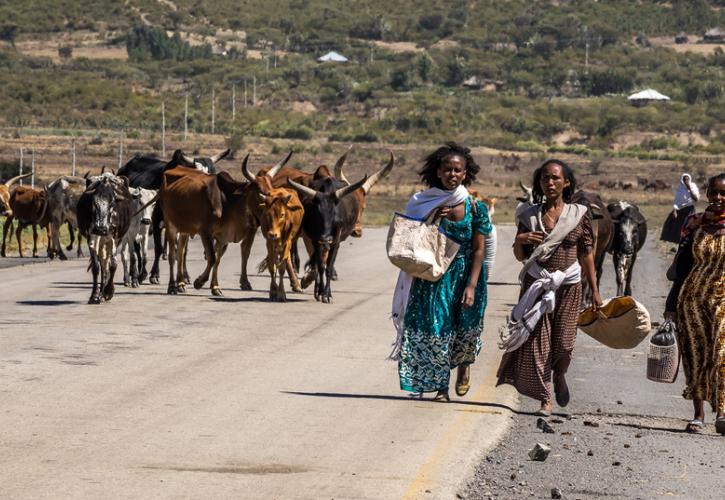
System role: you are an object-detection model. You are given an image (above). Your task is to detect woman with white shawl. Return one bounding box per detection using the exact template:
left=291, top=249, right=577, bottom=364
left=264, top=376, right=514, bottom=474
left=391, top=143, right=494, bottom=402
left=496, top=159, right=602, bottom=416
left=661, top=173, right=700, bottom=244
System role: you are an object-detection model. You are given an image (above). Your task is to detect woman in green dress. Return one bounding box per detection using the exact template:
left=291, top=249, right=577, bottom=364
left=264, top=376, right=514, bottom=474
left=391, top=142, right=494, bottom=401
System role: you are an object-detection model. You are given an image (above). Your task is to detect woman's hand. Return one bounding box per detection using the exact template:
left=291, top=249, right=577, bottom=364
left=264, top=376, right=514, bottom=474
left=462, top=285, right=475, bottom=309
left=591, top=289, right=603, bottom=310
left=664, top=310, right=677, bottom=322
left=436, top=207, right=452, bottom=219
left=514, top=231, right=546, bottom=247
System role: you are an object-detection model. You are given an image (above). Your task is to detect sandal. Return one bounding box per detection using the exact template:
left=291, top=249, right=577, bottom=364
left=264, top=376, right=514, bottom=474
left=685, top=419, right=704, bottom=434
left=434, top=390, right=450, bottom=402
left=535, top=401, right=553, bottom=417
left=455, top=364, right=471, bottom=396
left=716, top=417, right=725, bottom=436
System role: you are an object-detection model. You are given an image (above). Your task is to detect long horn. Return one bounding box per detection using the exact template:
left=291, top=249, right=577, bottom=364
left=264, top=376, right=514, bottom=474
left=258, top=193, right=267, bottom=202
left=333, top=144, right=354, bottom=184
left=267, top=150, right=293, bottom=179
left=133, top=192, right=160, bottom=218
left=210, top=148, right=231, bottom=164
left=181, top=153, right=195, bottom=165
left=335, top=175, right=368, bottom=201
left=241, top=154, right=255, bottom=182
left=287, top=178, right=318, bottom=198
left=361, top=150, right=394, bottom=194
left=4, top=172, right=32, bottom=187
left=519, top=180, right=531, bottom=192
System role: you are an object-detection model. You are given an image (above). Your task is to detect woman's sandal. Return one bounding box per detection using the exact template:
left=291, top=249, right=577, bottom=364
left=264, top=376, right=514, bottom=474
left=434, top=390, right=450, bottom=402
left=535, top=401, right=553, bottom=417
left=455, top=365, right=471, bottom=397
left=685, top=419, right=704, bottom=434
left=716, top=417, right=725, bottom=436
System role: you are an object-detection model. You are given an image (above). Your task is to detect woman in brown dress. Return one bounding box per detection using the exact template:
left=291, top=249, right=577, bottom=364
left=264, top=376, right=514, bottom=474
left=665, top=173, right=725, bottom=434
left=497, top=160, right=602, bottom=416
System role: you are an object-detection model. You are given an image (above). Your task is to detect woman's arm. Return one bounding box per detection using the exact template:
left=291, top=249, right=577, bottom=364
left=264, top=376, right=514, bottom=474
left=578, top=250, right=603, bottom=309
left=513, top=226, right=544, bottom=261
left=664, top=236, right=694, bottom=320
left=462, top=232, right=484, bottom=308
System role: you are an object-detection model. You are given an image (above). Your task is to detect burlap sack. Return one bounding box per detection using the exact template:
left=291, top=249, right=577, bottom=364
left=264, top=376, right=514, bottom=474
left=578, top=296, right=651, bottom=349
left=386, top=212, right=460, bottom=282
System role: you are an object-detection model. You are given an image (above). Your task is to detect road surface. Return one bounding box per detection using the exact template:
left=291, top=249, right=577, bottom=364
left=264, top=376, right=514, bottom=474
left=1, top=226, right=522, bottom=499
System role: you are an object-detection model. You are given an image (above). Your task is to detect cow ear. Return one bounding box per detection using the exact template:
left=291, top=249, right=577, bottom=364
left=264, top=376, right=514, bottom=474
left=590, top=206, right=605, bottom=220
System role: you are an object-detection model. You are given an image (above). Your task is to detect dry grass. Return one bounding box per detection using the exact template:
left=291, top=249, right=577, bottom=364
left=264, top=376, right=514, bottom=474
left=0, top=216, right=74, bottom=256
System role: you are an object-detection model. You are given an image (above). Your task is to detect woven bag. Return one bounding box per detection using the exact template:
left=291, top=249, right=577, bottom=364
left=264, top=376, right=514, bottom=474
left=386, top=211, right=461, bottom=282
left=646, top=320, right=680, bottom=383
left=577, top=296, right=651, bottom=349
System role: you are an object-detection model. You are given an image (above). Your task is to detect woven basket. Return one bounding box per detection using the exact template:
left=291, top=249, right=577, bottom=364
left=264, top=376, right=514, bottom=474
left=646, top=321, right=680, bottom=383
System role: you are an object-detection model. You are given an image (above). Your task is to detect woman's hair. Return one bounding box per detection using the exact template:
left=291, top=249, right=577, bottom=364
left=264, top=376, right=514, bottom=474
left=531, top=159, right=577, bottom=203
left=707, top=173, right=725, bottom=192
left=418, top=141, right=480, bottom=188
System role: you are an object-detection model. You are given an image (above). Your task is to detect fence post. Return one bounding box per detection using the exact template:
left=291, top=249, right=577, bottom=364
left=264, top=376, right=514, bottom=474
left=31, top=148, right=35, bottom=188
left=232, top=83, right=236, bottom=122
left=211, top=87, right=216, bottom=134
left=184, top=93, right=189, bottom=141
left=253, top=75, right=257, bottom=107
left=161, top=101, right=166, bottom=158
left=19, top=148, right=24, bottom=184
left=72, top=139, right=76, bottom=176
left=118, top=132, right=124, bottom=169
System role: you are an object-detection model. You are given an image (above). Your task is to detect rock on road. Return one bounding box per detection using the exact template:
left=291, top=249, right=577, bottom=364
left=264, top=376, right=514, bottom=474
left=1, top=227, right=522, bottom=499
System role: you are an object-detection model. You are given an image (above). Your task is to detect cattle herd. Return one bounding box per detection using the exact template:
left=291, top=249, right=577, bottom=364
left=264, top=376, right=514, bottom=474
left=0, top=147, right=394, bottom=305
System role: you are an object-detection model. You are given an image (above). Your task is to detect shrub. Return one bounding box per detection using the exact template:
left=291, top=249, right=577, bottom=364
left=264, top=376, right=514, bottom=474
left=283, top=126, right=313, bottom=140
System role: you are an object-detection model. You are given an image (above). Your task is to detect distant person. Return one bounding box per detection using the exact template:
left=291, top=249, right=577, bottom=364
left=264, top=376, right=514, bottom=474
left=661, top=173, right=700, bottom=244
left=391, top=142, right=494, bottom=401
left=665, top=173, right=725, bottom=435
left=497, top=159, right=602, bottom=417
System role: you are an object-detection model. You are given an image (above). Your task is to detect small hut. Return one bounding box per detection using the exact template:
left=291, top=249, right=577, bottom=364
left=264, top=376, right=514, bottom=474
left=317, top=51, right=349, bottom=63
left=703, top=28, right=725, bottom=43
left=627, top=89, right=670, bottom=107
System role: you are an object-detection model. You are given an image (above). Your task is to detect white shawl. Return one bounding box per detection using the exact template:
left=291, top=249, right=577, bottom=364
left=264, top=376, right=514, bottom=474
left=389, top=186, right=470, bottom=360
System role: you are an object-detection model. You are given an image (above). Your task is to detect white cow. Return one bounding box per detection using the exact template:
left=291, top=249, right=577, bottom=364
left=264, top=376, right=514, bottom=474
left=46, top=176, right=86, bottom=260
left=120, top=187, right=157, bottom=287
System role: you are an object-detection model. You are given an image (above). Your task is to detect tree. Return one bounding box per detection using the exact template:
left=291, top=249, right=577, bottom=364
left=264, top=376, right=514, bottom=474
left=58, top=45, right=73, bottom=60
left=418, top=54, right=434, bottom=82
left=0, top=24, right=18, bottom=50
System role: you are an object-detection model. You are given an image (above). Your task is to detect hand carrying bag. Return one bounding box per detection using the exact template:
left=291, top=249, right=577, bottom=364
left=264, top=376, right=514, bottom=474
left=386, top=210, right=461, bottom=282
left=646, top=320, right=680, bottom=383
left=577, top=296, right=651, bottom=349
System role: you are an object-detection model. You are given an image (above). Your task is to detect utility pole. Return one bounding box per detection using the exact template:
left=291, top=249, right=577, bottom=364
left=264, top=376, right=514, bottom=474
left=31, top=148, right=35, bottom=188
left=71, top=139, right=76, bottom=176
left=244, top=79, right=248, bottom=108
left=370, top=46, right=374, bottom=63
left=18, top=148, right=23, bottom=184
left=232, top=82, right=236, bottom=122
left=118, top=132, right=124, bottom=168
left=184, top=93, right=189, bottom=141
left=265, top=55, right=270, bottom=73
left=161, top=101, right=166, bottom=158
left=211, top=87, right=216, bottom=134
left=253, top=75, right=257, bottom=107
left=583, top=25, right=589, bottom=75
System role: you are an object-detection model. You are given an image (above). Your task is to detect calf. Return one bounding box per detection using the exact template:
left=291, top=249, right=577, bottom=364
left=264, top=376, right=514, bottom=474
left=120, top=187, right=157, bottom=287
left=46, top=176, right=86, bottom=260
left=607, top=201, right=647, bottom=296
left=287, top=174, right=368, bottom=303
left=76, top=173, right=134, bottom=304
left=1, top=185, right=51, bottom=258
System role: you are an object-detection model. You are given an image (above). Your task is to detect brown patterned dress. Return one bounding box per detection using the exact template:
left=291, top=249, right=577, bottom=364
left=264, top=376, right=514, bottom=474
left=667, top=214, right=725, bottom=412
left=497, top=215, right=594, bottom=403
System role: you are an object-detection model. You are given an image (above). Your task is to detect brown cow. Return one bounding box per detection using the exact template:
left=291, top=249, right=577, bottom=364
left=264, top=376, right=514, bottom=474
left=160, top=165, right=253, bottom=296
left=240, top=152, right=303, bottom=296
left=1, top=184, right=51, bottom=258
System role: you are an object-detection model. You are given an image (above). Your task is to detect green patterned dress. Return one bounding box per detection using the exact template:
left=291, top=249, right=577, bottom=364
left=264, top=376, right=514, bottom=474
left=398, top=198, right=493, bottom=393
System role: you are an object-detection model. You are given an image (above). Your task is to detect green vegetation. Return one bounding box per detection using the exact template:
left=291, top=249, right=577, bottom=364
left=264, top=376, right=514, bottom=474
left=0, top=0, right=722, bottom=155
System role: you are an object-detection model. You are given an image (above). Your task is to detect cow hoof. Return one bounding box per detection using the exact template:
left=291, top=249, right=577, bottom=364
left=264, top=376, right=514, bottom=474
left=301, top=275, right=315, bottom=289
left=150, top=276, right=160, bottom=285
left=193, top=278, right=205, bottom=290
left=123, top=281, right=131, bottom=287
left=291, top=285, right=303, bottom=293
left=183, top=276, right=191, bottom=285
left=139, top=270, right=148, bottom=282
left=59, top=253, right=68, bottom=261
left=167, top=286, right=178, bottom=295
left=239, top=280, right=252, bottom=291
left=177, top=283, right=186, bottom=293
left=211, top=287, right=223, bottom=297
left=131, top=281, right=139, bottom=289
left=88, top=296, right=101, bottom=305
left=330, top=271, right=338, bottom=281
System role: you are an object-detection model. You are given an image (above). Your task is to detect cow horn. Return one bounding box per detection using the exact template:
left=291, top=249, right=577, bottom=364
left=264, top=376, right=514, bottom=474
left=210, top=148, right=231, bottom=164
left=333, top=144, right=354, bottom=184
left=335, top=175, right=368, bottom=201
left=133, top=192, right=160, bottom=218
left=361, top=151, right=394, bottom=194
left=241, top=154, right=255, bottom=182
left=287, top=178, right=318, bottom=198
left=267, top=150, right=293, bottom=179
left=181, top=153, right=195, bottom=165
left=258, top=193, right=267, bottom=202
left=519, top=181, right=531, bottom=192
left=4, top=172, right=32, bottom=187
left=101, top=165, right=106, bottom=173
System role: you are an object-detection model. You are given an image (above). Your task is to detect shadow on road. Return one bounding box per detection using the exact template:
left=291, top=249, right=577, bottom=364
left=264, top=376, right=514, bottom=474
left=209, top=297, right=307, bottom=303
left=281, top=390, right=543, bottom=416
left=16, top=300, right=79, bottom=306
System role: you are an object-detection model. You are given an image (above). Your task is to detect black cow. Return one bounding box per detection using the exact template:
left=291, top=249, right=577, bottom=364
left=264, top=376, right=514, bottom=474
left=117, top=148, right=230, bottom=284
left=607, top=201, right=647, bottom=296
left=287, top=174, right=368, bottom=303
left=76, top=173, right=135, bottom=304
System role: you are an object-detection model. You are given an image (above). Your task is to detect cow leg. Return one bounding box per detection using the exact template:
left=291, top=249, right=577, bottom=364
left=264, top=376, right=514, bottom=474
left=211, top=243, right=229, bottom=296
left=286, top=258, right=302, bottom=293
left=88, top=235, right=102, bottom=304
left=1, top=216, right=12, bottom=256
left=166, top=225, right=179, bottom=295
left=54, top=220, right=68, bottom=260
left=267, top=241, right=282, bottom=302
left=312, top=246, right=324, bottom=302
left=162, top=232, right=168, bottom=260
left=66, top=221, right=75, bottom=251
left=239, top=231, right=256, bottom=291
left=121, top=240, right=131, bottom=286
left=322, top=243, right=340, bottom=304
left=193, top=234, right=215, bottom=290
left=31, top=224, right=39, bottom=258
left=150, top=205, right=163, bottom=284
left=15, top=222, right=24, bottom=258
left=181, top=236, right=191, bottom=284
left=138, top=232, right=149, bottom=283
left=300, top=234, right=316, bottom=289
left=76, top=231, right=84, bottom=257
left=625, top=253, right=636, bottom=296
left=103, top=239, right=118, bottom=301
left=613, top=254, right=624, bottom=297
left=291, top=239, right=300, bottom=273
left=130, top=240, right=139, bottom=288
left=176, top=233, right=189, bottom=293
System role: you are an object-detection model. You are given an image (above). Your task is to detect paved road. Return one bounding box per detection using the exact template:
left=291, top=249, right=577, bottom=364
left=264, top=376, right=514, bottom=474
left=0, top=227, right=521, bottom=499
left=465, top=233, right=725, bottom=499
